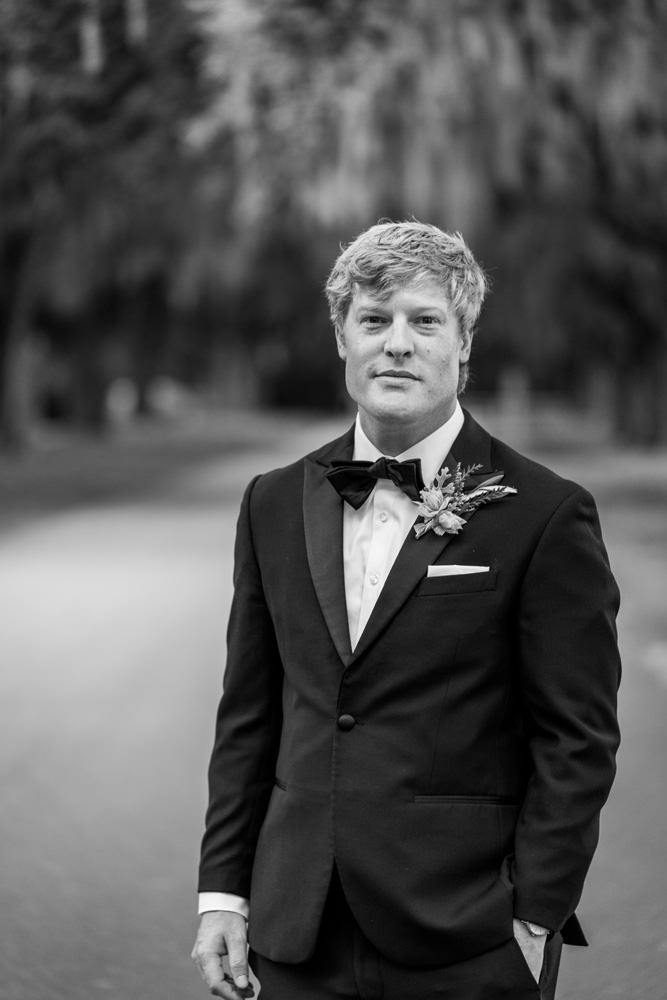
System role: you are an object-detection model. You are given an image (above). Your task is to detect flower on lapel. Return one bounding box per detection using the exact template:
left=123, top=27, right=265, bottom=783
left=414, top=463, right=517, bottom=538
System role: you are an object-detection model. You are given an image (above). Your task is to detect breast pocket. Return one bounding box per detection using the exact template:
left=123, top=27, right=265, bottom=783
left=416, top=569, right=498, bottom=596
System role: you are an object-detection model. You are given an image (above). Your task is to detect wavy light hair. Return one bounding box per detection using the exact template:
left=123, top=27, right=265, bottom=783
left=325, top=221, right=488, bottom=393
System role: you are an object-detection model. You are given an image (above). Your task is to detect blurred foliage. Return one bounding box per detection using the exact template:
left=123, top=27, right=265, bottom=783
left=0, top=0, right=208, bottom=443
left=1, top=0, right=667, bottom=448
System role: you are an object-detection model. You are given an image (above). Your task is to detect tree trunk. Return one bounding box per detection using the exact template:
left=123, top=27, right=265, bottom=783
left=69, top=313, right=110, bottom=434
left=613, top=345, right=667, bottom=446
left=0, top=234, right=34, bottom=452
left=130, top=276, right=168, bottom=417
left=645, top=342, right=667, bottom=445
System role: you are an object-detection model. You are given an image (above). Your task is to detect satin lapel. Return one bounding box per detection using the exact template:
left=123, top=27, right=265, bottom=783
left=302, top=426, right=355, bottom=667
left=351, top=410, right=494, bottom=663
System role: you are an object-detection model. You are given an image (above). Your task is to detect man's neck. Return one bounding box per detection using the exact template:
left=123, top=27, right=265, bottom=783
left=358, top=406, right=457, bottom=457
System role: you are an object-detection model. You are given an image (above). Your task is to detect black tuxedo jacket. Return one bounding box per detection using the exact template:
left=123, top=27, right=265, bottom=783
left=199, top=410, right=621, bottom=967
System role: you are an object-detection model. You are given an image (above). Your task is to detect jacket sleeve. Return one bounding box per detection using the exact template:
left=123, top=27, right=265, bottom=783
left=511, top=486, right=621, bottom=932
left=198, top=475, right=284, bottom=897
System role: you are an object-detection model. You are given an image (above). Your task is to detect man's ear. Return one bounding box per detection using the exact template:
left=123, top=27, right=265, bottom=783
left=459, top=328, right=473, bottom=363
left=335, top=328, right=347, bottom=360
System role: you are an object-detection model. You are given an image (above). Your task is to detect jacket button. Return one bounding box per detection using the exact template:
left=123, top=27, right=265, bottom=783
left=337, top=713, right=356, bottom=731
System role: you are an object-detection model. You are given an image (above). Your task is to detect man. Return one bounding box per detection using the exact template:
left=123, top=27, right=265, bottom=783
left=192, top=222, right=621, bottom=999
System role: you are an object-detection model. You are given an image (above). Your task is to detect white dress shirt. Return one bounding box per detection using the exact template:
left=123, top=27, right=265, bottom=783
left=198, top=403, right=465, bottom=916
left=343, top=403, right=464, bottom=649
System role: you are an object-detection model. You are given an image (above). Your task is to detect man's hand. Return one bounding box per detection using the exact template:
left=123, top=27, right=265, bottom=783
left=512, top=918, right=547, bottom=984
left=192, top=910, right=254, bottom=999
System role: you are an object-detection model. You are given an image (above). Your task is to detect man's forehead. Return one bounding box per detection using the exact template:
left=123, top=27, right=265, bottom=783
left=351, top=277, right=451, bottom=308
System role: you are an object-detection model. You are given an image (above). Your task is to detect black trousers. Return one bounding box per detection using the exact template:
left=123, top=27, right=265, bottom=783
left=250, top=868, right=563, bottom=1000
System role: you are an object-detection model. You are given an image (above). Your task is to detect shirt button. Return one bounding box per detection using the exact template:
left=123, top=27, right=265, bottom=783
left=379, top=511, right=388, bottom=523
left=337, top=714, right=356, bottom=731
left=369, top=574, right=379, bottom=585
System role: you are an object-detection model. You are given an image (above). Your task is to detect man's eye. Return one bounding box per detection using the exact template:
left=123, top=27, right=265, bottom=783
left=416, top=315, right=438, bottom=325
left=361, top=314, right=385, bottom=325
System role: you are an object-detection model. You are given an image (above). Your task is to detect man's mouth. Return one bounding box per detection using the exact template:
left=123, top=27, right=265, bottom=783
left=375, top=370, right=419, bottom=380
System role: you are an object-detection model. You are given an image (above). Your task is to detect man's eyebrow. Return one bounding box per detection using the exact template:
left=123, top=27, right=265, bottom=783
left=405, top=302, right=450, bottom=317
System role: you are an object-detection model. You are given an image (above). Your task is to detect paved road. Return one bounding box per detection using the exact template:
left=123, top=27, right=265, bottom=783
left=1, top=418, right=666, bottom=999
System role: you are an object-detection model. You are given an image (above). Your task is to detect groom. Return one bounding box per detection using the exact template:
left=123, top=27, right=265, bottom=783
left=193, top=222, right=621, bottom=999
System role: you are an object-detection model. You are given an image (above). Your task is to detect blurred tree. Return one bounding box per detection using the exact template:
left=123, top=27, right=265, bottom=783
left=2, top=0, right=666, bottom=446
left=482, top=0, right=667, bottom=443
left=0, top=0, right=208, bottom=448
left=192, top=0, right=667, bottom=440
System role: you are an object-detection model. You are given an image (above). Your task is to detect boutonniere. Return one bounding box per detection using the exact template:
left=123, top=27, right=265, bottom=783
left=414, top=463, right=517, bottom=539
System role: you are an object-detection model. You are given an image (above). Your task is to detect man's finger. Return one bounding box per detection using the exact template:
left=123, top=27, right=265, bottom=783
left=195, top=950, right=224, bottom=991
left=223, top=940, right=254, bottom=997
left=197, top=952, right=245, bottom=999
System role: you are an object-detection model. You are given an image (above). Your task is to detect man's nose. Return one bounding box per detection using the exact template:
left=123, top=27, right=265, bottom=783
left=383, top=317, right=413, bottom=357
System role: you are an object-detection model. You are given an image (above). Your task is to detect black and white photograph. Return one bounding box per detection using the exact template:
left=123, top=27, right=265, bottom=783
left=1, top=2, right=666, bottom=998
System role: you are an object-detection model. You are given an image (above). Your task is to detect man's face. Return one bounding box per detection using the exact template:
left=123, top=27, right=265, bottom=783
left=336, top=278, right=472, bottom=449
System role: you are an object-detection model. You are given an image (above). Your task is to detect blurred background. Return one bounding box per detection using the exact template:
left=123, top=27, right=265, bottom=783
left=2, top=0, right=667, bottom=445
left=1, top=1, right=666, bottom=998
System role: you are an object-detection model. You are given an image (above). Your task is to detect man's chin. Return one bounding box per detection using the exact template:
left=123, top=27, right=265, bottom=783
left=370, top=383, right=420, bottom=407
left=362, top=401, right=420, bottom=429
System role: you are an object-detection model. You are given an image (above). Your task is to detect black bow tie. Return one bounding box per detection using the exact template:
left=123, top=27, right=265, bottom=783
left=326, top=457, right=425, bottom=509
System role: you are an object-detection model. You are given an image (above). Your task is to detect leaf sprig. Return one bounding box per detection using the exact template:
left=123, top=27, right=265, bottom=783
left=414, top=463, right=517, bottom=538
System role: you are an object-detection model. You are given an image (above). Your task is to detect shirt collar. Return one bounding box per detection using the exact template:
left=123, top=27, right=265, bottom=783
left=353, top=402, right=465, bottom=487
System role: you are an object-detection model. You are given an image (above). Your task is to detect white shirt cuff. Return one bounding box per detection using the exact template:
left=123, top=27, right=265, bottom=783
left=198, top=892, right=249, bottom=919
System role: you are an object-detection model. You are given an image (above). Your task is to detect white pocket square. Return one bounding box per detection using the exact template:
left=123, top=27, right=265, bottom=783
left=427, top=564, right=490, bottom=577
